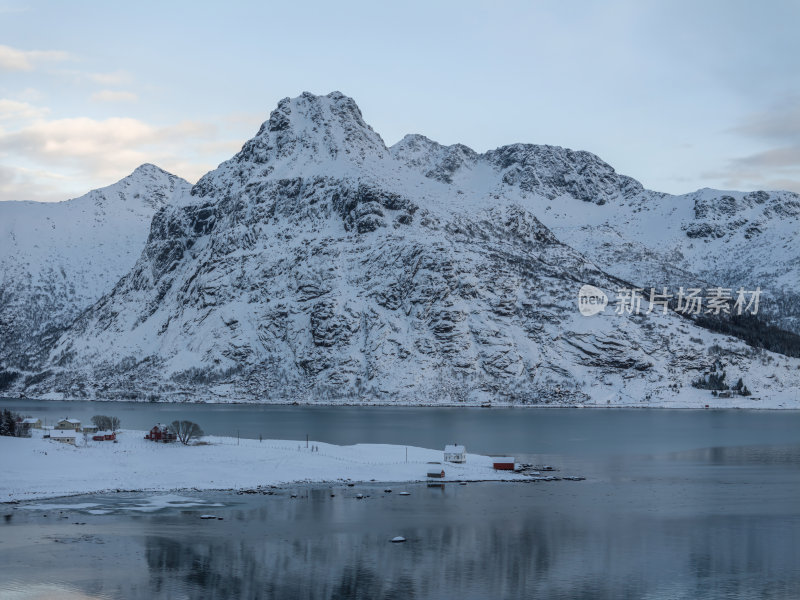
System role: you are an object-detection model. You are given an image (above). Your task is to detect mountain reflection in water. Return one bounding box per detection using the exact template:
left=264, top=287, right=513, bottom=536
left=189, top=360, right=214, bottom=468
left=1, top=405, right=799, bottom=599
left=3, top=469, right=793, bottom=600
left=130, top=483, right=797, bottom=600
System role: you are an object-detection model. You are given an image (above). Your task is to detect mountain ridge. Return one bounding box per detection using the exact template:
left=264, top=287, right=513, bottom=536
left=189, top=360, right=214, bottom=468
left=9, top=92, right=797, bottom=406
left=4, top=91, right=799, bottom=406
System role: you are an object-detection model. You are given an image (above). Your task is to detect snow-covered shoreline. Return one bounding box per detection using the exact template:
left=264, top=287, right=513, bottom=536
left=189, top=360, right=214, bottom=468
left=5, top=391, right=800, bottom=409
left=1, top=429, right=537, bottom=503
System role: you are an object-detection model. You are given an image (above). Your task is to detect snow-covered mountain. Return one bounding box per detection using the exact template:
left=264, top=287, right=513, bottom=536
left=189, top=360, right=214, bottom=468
left=547, top=188, right=800, bottom=335
left=16, top=92, right=800, bottom=406
left=392, top=135, right=800, bottom=335
left=0, top=165, right=191, bottom=373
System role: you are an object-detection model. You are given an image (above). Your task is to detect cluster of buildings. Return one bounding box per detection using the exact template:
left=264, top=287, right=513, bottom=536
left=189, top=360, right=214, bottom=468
left=16, top=417, right=180, bottom=446
left=16, top=416, right=116, bottom=445
left=434, top=444, right=515, bottom=478
left=144, top=423, right=177, bottom=442
left=16, top=423, right=518, bottom=475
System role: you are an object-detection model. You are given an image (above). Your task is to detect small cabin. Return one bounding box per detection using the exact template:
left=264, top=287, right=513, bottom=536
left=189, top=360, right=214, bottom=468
left=82, top=425, right=99, bottom=434
left=18, top=417, right=42, bottom=429
left=55, top=418, right=81, bottom=431
left=426, top=461, right=445, bottom=478
left=493, top=457, right=515, bottom=471
left=444, top=444, right=466, bottom=463
left=145, top=423, right=176, bottom=442
left=92, top=430, right=116, bottom=441
left=49, top=431, right=76, bottom=445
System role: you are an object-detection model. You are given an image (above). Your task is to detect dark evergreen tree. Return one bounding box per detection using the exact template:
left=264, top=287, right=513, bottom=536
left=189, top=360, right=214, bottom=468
left=0, top=409, right=18, bottom=437
left=0, top=370, right=19, bottom=391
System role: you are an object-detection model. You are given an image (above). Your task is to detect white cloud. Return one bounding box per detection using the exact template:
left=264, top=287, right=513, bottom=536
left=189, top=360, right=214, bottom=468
left=731, top=99, right=800, bottom=144
left=82, top=70, right=133, bottom=86
left=56, top=69, right=134, bottom=88
left=0, top=163, right=74, bottom=202
left=710, top=98, right=800, bottom=193
left=0, top=3, right=29, bottom=14
left=15, top=87, right=44, bottom=102
left=0, top=113, right=256, bottom=200
left=0, top=99, right=49, bottom=121
left=0, top=117, right=167, bottom=179
left=88, top=70, right=132, bottom=85
left=732, top=146, right=800, bottom=170
left=0, top=44, right=69, bottom=71
left=90, top=90, right=138, bottom=103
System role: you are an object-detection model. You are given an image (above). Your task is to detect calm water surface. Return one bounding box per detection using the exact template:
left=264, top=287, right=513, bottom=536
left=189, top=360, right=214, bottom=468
left=1, top=401, right=799, bottom=599
left=3, top=398, right=800, bottom=455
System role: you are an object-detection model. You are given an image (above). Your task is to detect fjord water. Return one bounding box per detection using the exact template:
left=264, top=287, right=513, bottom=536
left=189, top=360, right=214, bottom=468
left=4, top=399, right=800, bottom=455
left=1, top=402, right=799, bottom=599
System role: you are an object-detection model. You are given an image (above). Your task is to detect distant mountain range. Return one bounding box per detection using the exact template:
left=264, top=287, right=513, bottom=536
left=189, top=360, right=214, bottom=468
left=2, top=92, right=798, bottom=406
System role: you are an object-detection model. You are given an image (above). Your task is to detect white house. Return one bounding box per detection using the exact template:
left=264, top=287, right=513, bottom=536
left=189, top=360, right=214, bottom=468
left=49, top=431, right=76, bottom=445
left=444, top=444, right=466, bottom=463
left=55, top=418, right=81, bottom=431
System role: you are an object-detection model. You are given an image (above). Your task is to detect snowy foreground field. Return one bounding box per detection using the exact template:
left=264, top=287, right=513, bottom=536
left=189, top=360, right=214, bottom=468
left=0, top=431, right=531, bottom=503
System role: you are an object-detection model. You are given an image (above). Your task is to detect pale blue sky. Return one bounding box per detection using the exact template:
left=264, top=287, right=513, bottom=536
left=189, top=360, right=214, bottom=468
left=1, top=0, right=798, bottom=201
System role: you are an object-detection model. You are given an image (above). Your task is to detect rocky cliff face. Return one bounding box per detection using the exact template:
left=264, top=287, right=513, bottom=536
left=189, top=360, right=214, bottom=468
left=13, top=92, right=798, bottom=405
left=0, top=165, right=191, bottom=374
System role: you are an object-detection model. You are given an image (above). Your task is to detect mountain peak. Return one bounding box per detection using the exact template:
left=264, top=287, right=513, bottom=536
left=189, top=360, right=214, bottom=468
left=259, top=92, right=373, bottom=134
left=84, top=164, right=191, bottom=211
left=129, top=163, right=173, bottom=178
left=193, top=91, right=390, bottom=199
left=259, top=91, right=388, bottom=159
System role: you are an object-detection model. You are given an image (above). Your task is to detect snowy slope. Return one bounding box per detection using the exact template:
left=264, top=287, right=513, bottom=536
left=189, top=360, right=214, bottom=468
left=0, top=165, right=191, bottom=372
left=17, top=92, right=799, bottom=406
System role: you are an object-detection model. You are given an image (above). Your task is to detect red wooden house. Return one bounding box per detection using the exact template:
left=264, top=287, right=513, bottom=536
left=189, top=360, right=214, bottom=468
left=92, top=431, right=116, bottom=441
left=492, top=457, right=515, bottom=470
left=145, top=423, right=176, bottom=442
